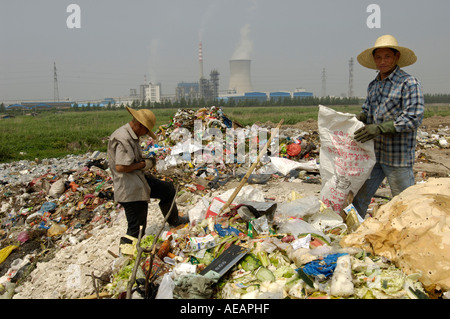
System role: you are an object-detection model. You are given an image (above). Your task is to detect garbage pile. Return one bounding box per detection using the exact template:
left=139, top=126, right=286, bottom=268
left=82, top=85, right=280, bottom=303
left=140, top=106, right=321, bottom=190
left=0, top=153, right=118, bottom=298
left=105, top=182, right=440, bottom=300
left=1, top=107, right=448, bottom=300
left=416, top=124, right=449, bottom=149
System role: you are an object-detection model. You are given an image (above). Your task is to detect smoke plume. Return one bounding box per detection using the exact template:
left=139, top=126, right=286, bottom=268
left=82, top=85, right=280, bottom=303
left=231, top=24, right=253, bottom=60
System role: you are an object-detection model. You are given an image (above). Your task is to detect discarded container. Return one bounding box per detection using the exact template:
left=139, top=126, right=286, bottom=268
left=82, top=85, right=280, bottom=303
left=186, top=234, right=217, bottom=252
left=157, top=235, right=173, bottom=259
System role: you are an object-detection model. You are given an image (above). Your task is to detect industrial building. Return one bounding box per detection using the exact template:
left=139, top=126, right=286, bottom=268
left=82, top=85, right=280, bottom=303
left=5, top=101, right=74, bottom=110
left=175, top=82, right=200, bottom=101
left=140, top=82, right=162, bottom=103
left=220, top=90, right=314, bottom=104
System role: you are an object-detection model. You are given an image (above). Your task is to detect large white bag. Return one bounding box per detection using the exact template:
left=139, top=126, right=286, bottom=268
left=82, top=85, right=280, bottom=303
left=318, top=105, right=376, bottom=213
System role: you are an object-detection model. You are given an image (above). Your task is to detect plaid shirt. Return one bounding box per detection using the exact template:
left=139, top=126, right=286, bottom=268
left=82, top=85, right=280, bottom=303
left=362, top=66, right=424, bottom=167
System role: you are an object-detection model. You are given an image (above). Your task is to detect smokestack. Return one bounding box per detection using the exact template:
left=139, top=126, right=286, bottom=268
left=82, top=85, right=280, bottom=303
left=228, top=59, right=253, bottom=94
left=199, top=41, right=204, bottom=79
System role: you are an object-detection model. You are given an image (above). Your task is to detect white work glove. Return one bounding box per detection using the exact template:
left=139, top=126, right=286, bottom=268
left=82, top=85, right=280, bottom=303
left=142, top=158, right=156, bottom=170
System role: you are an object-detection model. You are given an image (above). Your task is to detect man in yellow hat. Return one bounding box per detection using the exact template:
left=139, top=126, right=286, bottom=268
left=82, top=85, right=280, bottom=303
left=107, top=107, right=189, bottom=244
left=352, top=35, right=424, bottom=218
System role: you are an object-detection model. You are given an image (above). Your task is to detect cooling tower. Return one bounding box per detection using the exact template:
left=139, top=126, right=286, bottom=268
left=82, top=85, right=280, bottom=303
left=228, top=59, right=253, bottom=94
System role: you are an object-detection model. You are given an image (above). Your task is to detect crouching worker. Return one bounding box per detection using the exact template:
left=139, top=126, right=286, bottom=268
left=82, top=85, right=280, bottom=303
left=107, top=107, right=189, bottom=246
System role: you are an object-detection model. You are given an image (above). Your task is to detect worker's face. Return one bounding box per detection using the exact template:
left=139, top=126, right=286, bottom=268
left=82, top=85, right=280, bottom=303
left=137, top=122, right=149, bottom=136
left=373, top=48, right=400, bottom=77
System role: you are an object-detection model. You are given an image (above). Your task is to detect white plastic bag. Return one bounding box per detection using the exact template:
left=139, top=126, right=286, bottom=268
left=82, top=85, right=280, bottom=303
left=275, top=196, right=320, bottom=219
left=268, top=157, right=319, bottom=175
left=155, top=272, right=175, bottom=299
left=318, top=105, right=376, bottom=213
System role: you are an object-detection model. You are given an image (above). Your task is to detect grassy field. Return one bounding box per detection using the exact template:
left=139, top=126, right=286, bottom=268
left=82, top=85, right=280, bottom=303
left=1, top=104, right=449, bottom=163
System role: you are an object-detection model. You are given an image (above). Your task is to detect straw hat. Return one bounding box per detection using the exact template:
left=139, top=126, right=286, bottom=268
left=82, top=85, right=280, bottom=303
left=126, top=106, right=157, bottom=140
left=357, top=35, right=417, bottom=70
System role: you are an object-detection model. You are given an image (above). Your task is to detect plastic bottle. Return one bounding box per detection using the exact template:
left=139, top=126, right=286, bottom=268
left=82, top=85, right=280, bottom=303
left=157, top=235, right=173, bottom=259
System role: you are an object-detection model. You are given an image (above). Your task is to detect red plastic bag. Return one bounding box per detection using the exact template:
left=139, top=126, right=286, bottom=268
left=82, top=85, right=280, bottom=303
left=287, top=143, right=301, bottom=157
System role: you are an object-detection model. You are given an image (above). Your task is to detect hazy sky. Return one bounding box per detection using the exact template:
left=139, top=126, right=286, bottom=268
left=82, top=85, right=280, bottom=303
left=1, top=0, right=449, bottom=102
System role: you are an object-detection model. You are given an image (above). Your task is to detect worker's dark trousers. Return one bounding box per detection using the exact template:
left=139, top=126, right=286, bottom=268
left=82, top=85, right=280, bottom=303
left=120, top=176, right=178, bottom=239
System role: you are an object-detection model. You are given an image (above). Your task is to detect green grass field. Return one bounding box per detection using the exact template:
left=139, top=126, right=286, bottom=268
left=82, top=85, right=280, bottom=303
left=1, top=104, right=449, bottom=163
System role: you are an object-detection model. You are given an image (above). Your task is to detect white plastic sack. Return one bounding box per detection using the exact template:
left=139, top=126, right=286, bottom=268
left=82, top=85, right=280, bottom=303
left=217, top=185, right=265, bottom=204
left=318, top=105, right=376, bottom=213
left=268, top=157, right=319, bottom=175
left=49, top=178, right=66, bottom=197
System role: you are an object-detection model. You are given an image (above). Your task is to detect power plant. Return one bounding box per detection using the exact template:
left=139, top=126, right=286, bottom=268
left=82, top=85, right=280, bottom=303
left=3, top=31, right=319, bottom=109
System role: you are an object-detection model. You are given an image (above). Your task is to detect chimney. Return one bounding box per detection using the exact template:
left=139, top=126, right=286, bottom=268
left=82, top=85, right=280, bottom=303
left=199, top=41, right=204, bottom=79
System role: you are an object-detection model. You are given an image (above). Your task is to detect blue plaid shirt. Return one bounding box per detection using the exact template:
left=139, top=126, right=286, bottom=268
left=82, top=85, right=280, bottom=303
left=362, top=66, right=424, bottom=167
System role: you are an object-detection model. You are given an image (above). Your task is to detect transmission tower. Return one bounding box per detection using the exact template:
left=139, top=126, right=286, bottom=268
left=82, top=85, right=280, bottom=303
left=321, top=68, right=327, bottom=97
left=53, top=62, right=60, bottom=102
left=348, top=58, right=354, bottom=98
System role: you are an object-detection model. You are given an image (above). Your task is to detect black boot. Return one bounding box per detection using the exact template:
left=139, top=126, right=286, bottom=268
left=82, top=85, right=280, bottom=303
left=169, top=215, right=189, bottom=227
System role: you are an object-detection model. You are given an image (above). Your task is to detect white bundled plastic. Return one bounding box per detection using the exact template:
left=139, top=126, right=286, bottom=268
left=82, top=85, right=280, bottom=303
left=330, top=254, right=354, bottom=297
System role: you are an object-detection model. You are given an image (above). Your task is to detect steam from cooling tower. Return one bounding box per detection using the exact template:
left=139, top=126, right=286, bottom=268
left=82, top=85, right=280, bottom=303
left=231, top=24, right=253, bottom=60
left=229, top=24, right=253, bottom=94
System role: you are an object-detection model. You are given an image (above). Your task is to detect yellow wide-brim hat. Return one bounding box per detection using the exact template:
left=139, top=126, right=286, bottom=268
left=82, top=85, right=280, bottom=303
left=126, top=106, right=157, bottom=140
left=357, top=35, right=417, bottom=70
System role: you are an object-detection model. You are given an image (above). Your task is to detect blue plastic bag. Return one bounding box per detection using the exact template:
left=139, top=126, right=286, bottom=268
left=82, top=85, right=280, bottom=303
left=214, top=224, right=241, bottom=237
left=298, top=253, right=348, bottom=277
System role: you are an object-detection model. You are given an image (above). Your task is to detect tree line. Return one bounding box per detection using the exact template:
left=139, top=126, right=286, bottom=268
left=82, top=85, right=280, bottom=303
left=70, top=96, right=363, bottom=111
left=1, top=93, right=449, bottom=113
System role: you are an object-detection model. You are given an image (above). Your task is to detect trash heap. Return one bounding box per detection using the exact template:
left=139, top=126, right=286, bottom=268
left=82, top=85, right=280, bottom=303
left=106, top=184, right=435, bottom=300
left=415, top=125, right=450, bottom=173
left=102, top=107, right=445, bottom=300
left=140, top=106, right=321, bottom=193
left=1, top=107, right=448, bottom=300
left=0, top=153, right=118, bottom=297
left=416, top=125, right=449, bottom=150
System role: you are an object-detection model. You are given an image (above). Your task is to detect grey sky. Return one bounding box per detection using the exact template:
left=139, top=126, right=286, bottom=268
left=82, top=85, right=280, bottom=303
left=1, top=0, right=449, bottom=102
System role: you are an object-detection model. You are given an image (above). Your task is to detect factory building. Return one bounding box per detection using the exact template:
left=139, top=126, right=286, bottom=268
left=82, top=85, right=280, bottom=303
left=293, top=89, right=314, bottom=99
left=175, top=82, right=200, bottom=101
left=269, top=91, right=291, bottom=100
left=199, top=69, right=220, bottom=101
left=142, top=83, right=161, bottom=103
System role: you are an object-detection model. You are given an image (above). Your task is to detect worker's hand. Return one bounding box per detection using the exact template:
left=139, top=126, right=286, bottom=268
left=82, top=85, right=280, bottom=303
left=355, top=112, right=367, bottom=124
left=354, top=124, right=381, bottom=143
left=142, top=158, right=156, bottom=170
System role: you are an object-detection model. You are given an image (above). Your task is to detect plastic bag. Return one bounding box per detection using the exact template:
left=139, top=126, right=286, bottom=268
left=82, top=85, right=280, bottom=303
left=276, top=218, right=330, bottom=244
left=318, top=105, right=376, bottom=213
left=275, top=196, right=320, bottom=220
left=299, top=253, right=348, bottom=277
left=155, top=273, right=175, bottom=299
left=269, top=157, right=319, bottom=175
